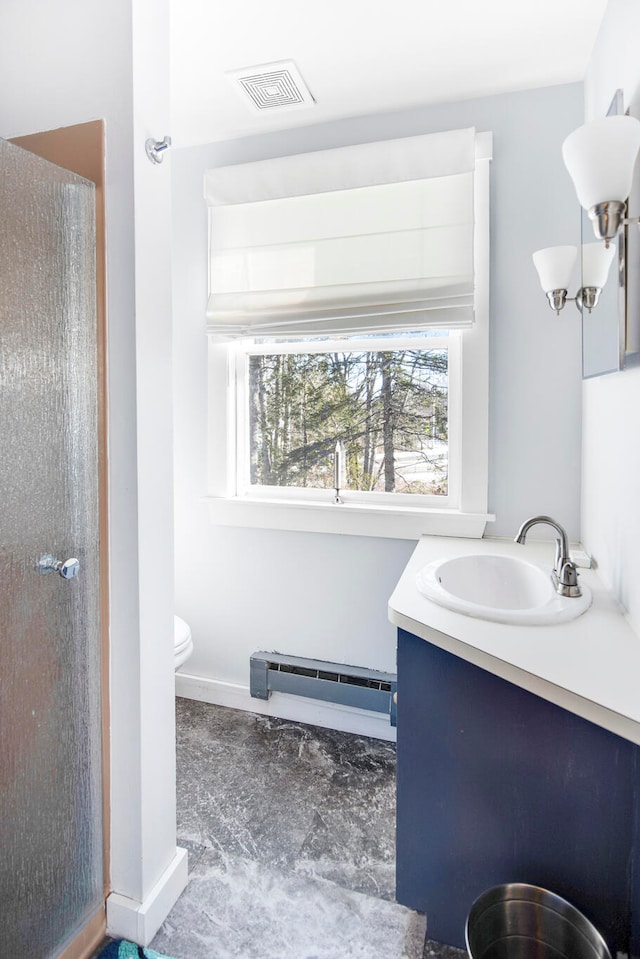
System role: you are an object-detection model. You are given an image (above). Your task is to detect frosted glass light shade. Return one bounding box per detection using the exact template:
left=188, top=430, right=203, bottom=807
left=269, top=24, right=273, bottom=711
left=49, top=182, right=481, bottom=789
left=582, top=242, right=615, bottom=288
left=562, top=115, right=640, bottom=210
left=532, top=245, right=577, bottom=292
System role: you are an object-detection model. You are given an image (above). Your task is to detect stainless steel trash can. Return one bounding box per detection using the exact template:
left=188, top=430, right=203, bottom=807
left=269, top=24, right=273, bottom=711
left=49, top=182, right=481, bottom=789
left=466, top=884, right=611, bottom=959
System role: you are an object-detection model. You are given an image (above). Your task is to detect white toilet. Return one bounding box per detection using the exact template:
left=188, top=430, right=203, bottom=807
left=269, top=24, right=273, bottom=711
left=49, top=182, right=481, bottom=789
left=174, top=615, right=193, bottom=670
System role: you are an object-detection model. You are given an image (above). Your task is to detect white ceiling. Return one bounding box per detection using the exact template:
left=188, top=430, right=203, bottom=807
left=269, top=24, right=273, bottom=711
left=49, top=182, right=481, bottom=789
left=170, top=0, right=608, bottom=149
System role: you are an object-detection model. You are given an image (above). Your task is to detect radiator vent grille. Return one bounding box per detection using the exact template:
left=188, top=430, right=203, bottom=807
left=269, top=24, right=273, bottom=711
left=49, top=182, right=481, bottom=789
left=270, top=661, right=393, bottom=692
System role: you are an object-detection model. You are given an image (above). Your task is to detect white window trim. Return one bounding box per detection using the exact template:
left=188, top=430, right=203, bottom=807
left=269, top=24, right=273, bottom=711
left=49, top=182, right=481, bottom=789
left=204, top=146, right=493, bottom=541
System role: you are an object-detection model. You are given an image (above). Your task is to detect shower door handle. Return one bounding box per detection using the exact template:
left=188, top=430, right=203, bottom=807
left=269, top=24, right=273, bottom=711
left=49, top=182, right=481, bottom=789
left=37, top=554, right=80, bottom=579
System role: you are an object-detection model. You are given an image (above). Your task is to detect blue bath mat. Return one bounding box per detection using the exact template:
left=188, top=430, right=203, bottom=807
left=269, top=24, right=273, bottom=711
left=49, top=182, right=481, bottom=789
left=96, top=942, right=176, bottom=959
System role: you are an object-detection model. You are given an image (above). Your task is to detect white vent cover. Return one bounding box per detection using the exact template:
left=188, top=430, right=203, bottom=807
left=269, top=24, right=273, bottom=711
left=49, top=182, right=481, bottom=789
left=227, top=60, right=315, bottom=114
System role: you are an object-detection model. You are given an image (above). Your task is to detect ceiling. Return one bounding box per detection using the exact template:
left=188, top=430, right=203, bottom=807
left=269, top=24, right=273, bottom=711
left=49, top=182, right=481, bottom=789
left=170, top=0, right=609, bottom=149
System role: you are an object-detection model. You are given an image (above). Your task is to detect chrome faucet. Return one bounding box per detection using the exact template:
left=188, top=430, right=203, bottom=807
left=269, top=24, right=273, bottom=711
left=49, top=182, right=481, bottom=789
left=514, top=515, right=582, bottom=598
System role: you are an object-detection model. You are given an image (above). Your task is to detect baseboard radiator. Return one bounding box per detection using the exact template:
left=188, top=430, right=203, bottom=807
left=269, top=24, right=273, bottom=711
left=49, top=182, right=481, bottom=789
left=250, top=652, right=397, bottom=727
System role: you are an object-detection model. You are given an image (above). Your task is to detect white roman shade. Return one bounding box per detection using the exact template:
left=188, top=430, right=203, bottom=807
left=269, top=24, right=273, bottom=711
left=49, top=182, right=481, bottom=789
left=205, top=128, right=490, bottom=338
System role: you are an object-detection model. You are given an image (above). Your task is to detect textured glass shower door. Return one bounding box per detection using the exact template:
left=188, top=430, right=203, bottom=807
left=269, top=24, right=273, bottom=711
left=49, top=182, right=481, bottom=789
left=0, top=138, right=102, bottom=957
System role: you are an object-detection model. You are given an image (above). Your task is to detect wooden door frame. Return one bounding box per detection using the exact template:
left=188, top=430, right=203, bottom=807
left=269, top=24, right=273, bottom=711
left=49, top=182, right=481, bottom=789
left=11, top=121, right=111, bottom=959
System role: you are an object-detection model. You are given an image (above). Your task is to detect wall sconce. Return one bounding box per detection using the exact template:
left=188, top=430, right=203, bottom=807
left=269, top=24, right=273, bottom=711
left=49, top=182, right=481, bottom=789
left=532, top=242, right=615, bottom=314
left=562, top=115, right=640, bottom=246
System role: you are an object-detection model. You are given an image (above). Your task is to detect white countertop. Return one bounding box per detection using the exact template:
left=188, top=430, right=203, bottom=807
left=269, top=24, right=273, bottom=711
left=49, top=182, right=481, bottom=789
left=388, top=535, right=640, bottom=745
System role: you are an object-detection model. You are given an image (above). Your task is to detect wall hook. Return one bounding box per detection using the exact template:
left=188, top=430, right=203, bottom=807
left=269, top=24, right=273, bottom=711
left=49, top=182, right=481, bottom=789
left=145, top=135, right=172, bottom=165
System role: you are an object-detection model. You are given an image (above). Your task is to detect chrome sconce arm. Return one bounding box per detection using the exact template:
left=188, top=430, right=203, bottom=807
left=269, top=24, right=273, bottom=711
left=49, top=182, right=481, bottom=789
left=589, top=200, right=640, bottom=247
left=588, top=200, right=628, bottom=246
left=545, top=289, right=570, bottom=313
left=543, top=285, right=604, bottom=316
left=575, top=286, right=603, bottom=313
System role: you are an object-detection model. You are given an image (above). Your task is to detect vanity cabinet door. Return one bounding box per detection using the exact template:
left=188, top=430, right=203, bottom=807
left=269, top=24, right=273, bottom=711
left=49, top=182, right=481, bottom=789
left=395, top=628, right=639, bottom=954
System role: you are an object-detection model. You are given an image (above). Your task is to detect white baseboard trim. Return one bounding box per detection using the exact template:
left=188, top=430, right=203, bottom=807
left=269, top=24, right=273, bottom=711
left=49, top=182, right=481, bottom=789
left=175, top=672, right=397, bottom=743
left=106, top=846, right=188, bottom=946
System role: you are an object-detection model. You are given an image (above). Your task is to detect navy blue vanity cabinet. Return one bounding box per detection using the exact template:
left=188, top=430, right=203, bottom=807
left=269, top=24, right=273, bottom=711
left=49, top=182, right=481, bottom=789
left=395, top=627, right=640, bottom=955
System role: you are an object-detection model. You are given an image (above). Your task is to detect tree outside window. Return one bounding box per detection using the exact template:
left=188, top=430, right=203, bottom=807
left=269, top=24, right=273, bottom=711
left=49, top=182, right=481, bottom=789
left=248, top=348, right=448, bottom=495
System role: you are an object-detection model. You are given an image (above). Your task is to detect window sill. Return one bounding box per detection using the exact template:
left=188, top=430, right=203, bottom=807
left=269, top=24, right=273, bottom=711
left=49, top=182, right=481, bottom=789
left=204, top=496, right=494, bottom=540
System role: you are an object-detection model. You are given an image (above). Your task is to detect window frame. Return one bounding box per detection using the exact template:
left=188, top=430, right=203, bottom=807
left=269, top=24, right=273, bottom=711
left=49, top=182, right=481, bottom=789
left=205, top=149, right=492, bottom=541
left=233, top=332, right=458, bottom=509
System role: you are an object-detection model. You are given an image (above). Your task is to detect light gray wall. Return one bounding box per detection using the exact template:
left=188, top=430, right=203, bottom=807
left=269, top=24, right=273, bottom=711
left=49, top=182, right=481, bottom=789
left=172, top=83, right=584, bottom=688
left=582, top=0, right=640, bottom=631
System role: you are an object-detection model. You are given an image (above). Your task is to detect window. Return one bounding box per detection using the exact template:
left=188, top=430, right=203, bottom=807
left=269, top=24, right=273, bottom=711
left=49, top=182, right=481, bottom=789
left=205, top=129, right=493, bottom=539
left=235, top=332, right=454, bottom=503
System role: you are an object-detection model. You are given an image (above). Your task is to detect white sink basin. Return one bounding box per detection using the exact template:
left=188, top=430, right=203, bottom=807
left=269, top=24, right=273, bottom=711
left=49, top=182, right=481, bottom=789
left=416, top=553, right=592, bottom=625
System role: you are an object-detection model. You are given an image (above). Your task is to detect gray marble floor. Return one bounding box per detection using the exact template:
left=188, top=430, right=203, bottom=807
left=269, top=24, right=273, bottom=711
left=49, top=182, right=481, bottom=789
left=142, top=698, right=464, bottom=959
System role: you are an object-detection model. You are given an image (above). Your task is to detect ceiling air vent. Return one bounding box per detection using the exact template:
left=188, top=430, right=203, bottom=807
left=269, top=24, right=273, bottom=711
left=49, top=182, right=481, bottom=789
left=227, top=60, right=316, bottom=114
